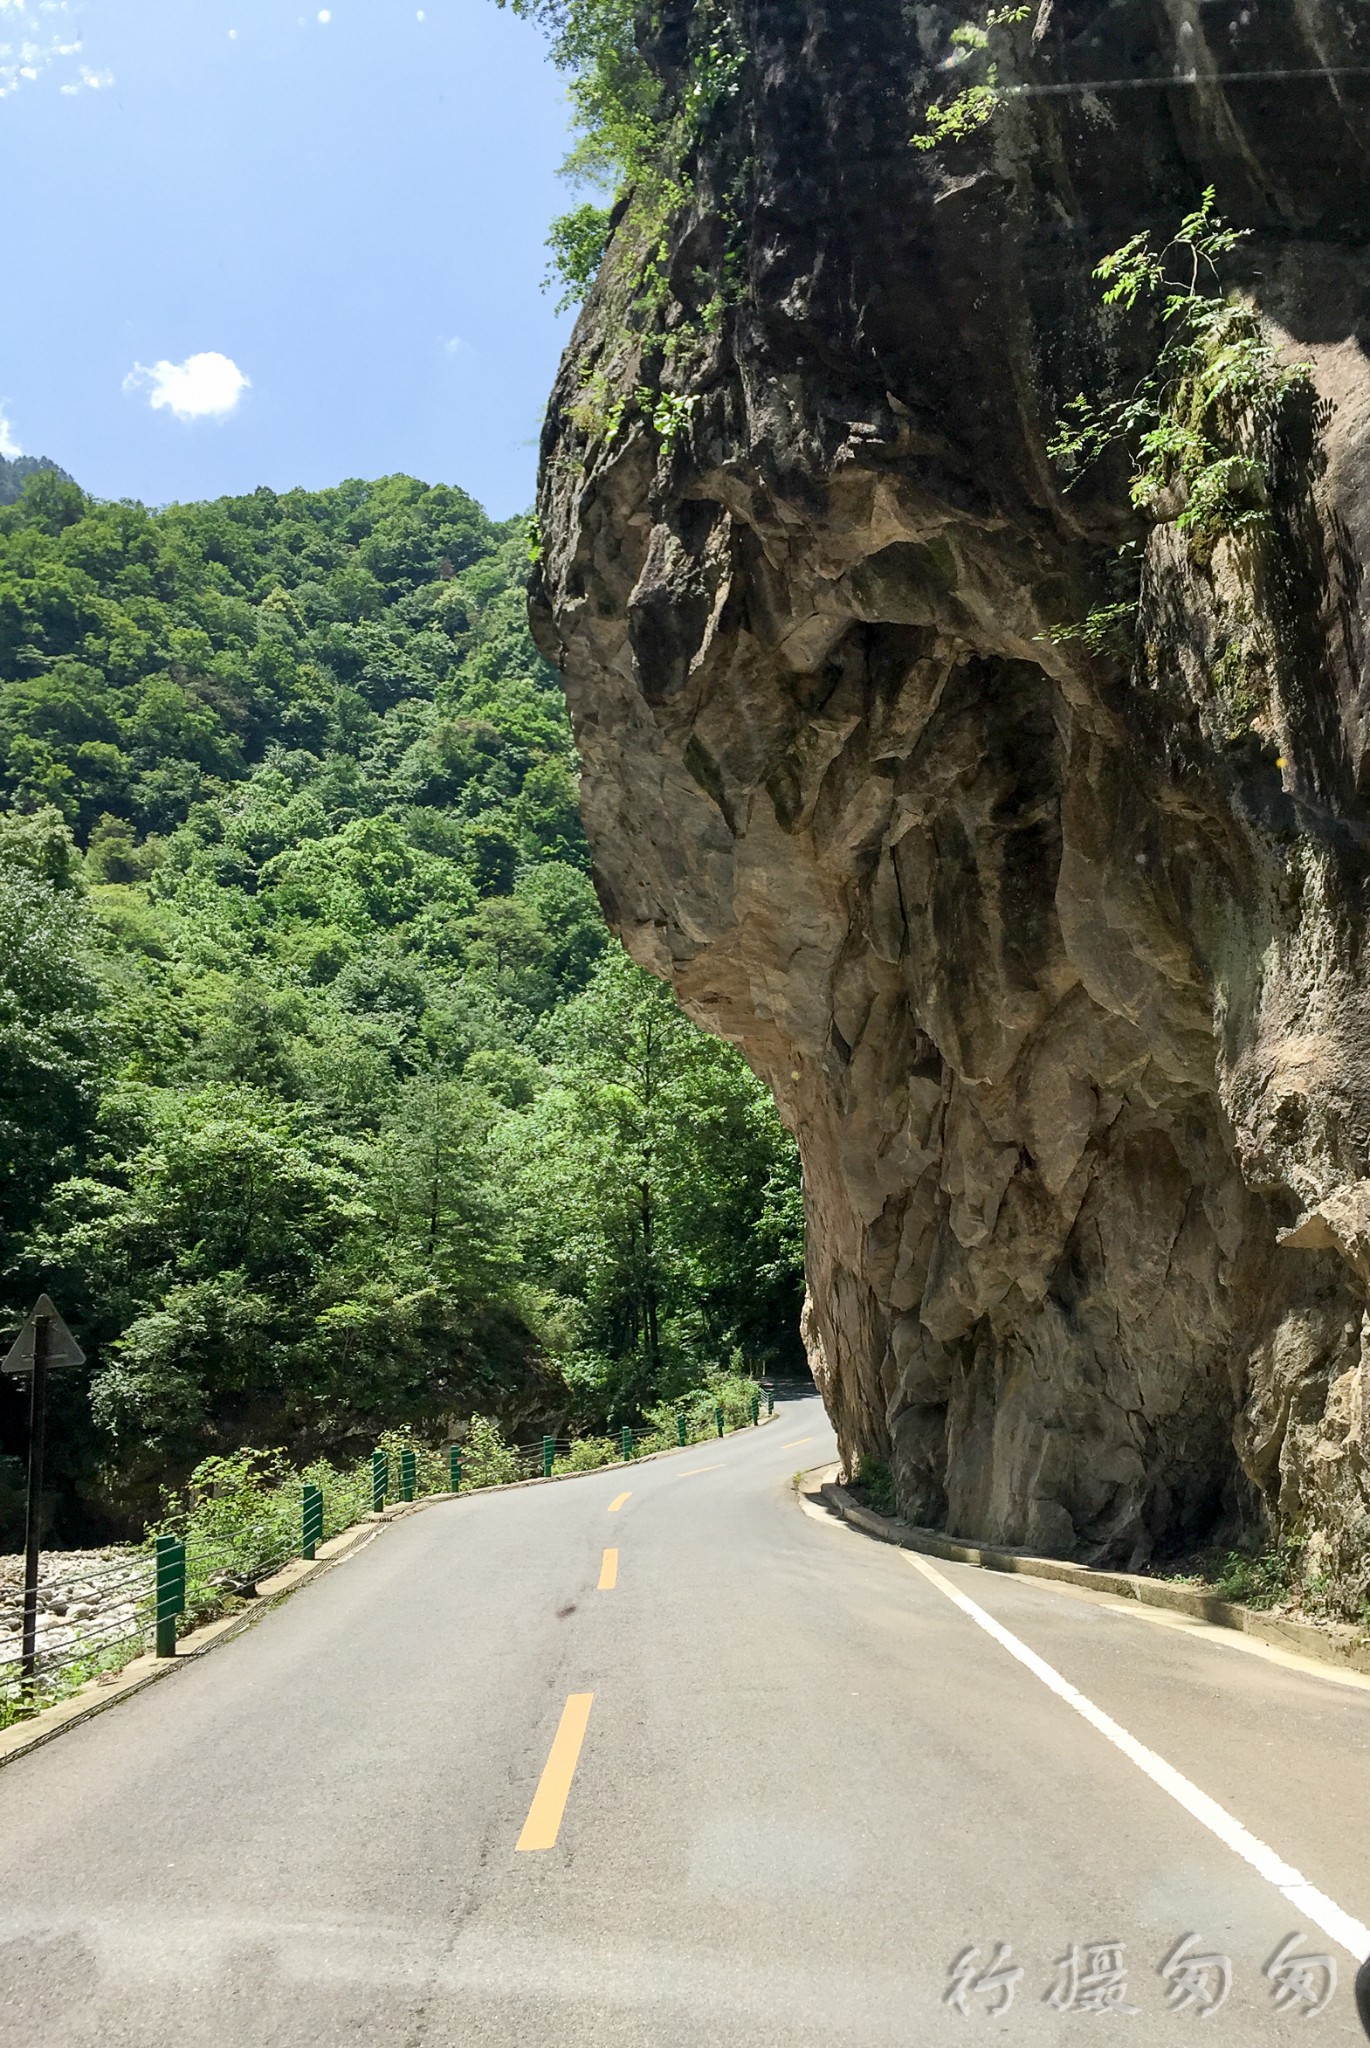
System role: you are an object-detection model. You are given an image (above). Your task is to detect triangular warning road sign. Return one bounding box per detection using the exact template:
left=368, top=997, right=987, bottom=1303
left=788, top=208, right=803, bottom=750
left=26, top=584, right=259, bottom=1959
left=0, top=1294, right=85, bottom=1377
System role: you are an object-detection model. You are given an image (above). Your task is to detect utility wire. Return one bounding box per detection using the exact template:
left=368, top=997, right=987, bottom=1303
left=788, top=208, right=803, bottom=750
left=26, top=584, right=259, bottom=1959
left=1004, top=67, right=1370, bottom=96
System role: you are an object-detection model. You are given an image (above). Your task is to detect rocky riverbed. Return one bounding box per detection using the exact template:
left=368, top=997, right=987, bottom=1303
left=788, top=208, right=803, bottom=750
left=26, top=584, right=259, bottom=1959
left=0, top=1549, right=152, bottom=1673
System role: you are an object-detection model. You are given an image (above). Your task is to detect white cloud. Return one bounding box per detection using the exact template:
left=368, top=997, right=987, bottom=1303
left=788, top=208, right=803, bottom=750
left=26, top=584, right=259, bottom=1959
left=0, top=407, right=20, bottom=460
left=124, top=352, right=250, bottom=423
left=59, top=64, right=112, bottom=94
left=317, top=8, right=331, bottom=20
left=443, top=335, right=468, bottom=356
left=0, top=1, right=109, bottom=100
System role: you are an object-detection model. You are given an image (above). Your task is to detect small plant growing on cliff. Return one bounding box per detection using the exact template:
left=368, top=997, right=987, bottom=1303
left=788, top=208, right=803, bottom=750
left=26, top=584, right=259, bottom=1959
left=1049, top=600, right=1140, bottom=660
left=911, top=5, right=1031, bottom=152
left=644, top=388, right=697, bottom=453
left=566, top=355, right=633, bottom=446
left=545, top=201, right=620, bottom=313
left=1049, top=190, right=1313, bottom=549
left=681, top=14, right=744, bottom=130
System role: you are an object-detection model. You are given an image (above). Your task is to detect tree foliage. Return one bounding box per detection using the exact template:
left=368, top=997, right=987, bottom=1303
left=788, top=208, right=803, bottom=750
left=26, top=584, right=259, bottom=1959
left=499, top=0, right=662, bottom=194
left=498, top=0, right=745, bottom=309
left=910, top=5, right=1032, bottom=153
left=0, top=467, right=804, bottom=1537
left=497, top=950, right=802, bottom=1424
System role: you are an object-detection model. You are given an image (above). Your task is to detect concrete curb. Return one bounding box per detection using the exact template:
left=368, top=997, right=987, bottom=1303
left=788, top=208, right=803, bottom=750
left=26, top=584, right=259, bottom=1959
left=0, top=1410, right=783, bottom=1769
left=814, top=1475, right=1370, bottom=1680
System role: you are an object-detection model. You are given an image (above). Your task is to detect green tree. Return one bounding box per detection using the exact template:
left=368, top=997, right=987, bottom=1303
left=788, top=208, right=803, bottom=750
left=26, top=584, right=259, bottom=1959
left=0, top=838, right=104, bottom=1273
left=497, top=948, right=802, bottom=1423
left=0, top=463, right=805, bottom=1535
left=364, top=1075, right=511, bottom=1295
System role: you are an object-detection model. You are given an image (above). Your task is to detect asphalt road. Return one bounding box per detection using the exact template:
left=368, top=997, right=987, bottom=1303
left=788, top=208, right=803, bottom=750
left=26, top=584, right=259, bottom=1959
left=1, top=1389, right=1369, bottom=2045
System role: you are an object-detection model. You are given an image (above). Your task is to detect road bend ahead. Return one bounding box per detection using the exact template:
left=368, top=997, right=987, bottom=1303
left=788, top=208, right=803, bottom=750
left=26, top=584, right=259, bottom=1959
left=2, top=1391, right=1369, bottom=2046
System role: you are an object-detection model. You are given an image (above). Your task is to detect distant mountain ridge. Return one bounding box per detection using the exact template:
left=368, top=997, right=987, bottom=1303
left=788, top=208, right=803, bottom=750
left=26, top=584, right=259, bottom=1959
left=0, top=453, right=73, bottom=505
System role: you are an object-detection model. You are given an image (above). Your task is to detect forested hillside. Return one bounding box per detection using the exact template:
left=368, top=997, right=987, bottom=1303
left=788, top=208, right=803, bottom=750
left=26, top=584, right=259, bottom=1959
left=0, top=468, right=803, bottom=1541
left=0, top=454, right=71, bottom=506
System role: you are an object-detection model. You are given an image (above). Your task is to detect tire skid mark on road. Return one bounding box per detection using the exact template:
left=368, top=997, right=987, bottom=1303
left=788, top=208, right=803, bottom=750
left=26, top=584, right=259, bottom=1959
left=904, top=1550, right=1370, bottom=1963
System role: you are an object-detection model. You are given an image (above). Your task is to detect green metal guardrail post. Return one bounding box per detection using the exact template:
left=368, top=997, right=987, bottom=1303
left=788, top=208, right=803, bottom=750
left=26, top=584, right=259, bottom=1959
left=302, top=1483, right=324, bottom=1561
left=621, top=1425, right=633, bottom=1460
left=371, top=1449, right=387, bottom=1513
left=449, top=1446, right=461, bottom=1493
left=715, top=1403, right=725, bottom=1439
left=542, top=1435, right=555, bottom=1478
left=155, top=1532, right=185, bottom=1659
left=400, top=1448, right=416, bottom=1503
left=751, top=1392, right=760, bottom=1426
left=767, top=1389, right=774, bottom=1416
left=676, top=1407, right=687, bottom=1448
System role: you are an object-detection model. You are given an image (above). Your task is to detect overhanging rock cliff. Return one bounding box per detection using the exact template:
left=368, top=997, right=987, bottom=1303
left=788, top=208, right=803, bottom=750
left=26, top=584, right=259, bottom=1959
left=531, top=0, right=1370, bottom=1606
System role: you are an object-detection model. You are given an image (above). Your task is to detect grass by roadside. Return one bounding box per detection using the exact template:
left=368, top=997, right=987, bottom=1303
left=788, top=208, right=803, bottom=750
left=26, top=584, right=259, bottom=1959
left=848, top=1456, right=897, bottom=1518
left=0, top=1629, right=150, bottom=1732
left=1157, top=1537, right=1370, bottom=1631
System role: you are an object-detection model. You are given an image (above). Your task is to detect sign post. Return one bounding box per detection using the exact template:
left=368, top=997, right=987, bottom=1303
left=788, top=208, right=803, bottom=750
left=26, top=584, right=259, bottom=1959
left=20, top=1312, right=48, bottom=1685
left=154, top=1533, right=186, bottom=1659
left=302, top=1484, right=324, bottom=1561
left=1, top=1295, right=85, bottom=1690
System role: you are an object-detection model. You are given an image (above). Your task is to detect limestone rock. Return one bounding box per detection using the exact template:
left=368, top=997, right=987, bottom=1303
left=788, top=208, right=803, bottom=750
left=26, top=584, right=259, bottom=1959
left=533, top=0, right=1370, bottom=1607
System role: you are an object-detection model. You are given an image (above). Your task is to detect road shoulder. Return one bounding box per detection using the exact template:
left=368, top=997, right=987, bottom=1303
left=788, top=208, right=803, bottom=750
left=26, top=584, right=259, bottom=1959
left=805, top=1468, right=1370, bottom=1688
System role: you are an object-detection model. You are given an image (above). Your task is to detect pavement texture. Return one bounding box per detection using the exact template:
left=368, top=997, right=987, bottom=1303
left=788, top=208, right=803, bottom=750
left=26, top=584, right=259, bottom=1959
left=0, top=1389, right=1368, bottom=2045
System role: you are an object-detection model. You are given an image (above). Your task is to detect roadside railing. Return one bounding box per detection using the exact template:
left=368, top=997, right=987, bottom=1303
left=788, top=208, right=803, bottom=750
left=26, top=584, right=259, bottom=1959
left=0, top=1548, right=156, bottom=1721
left=0, top=1388, right=777, bottom=1727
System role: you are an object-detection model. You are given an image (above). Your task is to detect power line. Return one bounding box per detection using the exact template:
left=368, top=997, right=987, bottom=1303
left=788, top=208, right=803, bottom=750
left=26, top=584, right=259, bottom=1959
left=1004, top=67, right=1370, bottom=97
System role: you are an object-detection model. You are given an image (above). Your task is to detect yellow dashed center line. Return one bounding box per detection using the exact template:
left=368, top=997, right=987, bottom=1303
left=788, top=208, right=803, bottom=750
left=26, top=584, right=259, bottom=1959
left=516, top=1693, right=594, bottom=1852
left=682, top=1463, right=723, bottom=1476
left=607, top=1491, right=631, bottom=1512
left=598, top=1547, right=618, bottom=1590
left=782, top=1437, right=814, bottom=1450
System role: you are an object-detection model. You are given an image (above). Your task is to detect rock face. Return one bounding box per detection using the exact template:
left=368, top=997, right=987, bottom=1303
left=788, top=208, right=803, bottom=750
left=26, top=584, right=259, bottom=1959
left=531, top=0, right=1370, bottom=1604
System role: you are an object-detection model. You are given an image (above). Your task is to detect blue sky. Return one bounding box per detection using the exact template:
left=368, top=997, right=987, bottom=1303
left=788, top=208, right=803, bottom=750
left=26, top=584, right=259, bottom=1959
left=0, top=0, right=578, bottom=517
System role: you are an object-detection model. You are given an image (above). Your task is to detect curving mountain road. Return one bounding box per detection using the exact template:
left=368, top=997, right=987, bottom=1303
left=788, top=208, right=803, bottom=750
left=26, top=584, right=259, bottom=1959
left=1, top=1390, right=1368, bottom=2044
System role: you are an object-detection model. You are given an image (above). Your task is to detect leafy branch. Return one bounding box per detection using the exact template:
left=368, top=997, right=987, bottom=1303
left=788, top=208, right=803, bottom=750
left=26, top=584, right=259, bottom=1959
left=911, top=5, right=1031, bottom=152
left=500, top=0, right=745, bottom=311
left=1049, top=189, right=1312, bottom=546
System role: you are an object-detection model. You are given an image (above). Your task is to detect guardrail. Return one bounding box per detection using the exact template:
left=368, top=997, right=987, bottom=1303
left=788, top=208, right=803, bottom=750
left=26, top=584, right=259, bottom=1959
left=0, top=1387, right=777, bottom=1726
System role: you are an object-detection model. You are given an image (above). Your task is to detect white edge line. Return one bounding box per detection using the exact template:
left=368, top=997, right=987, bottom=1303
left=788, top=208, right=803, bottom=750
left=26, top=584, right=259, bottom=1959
left=903, top=1550, right=1370, bottom=1965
